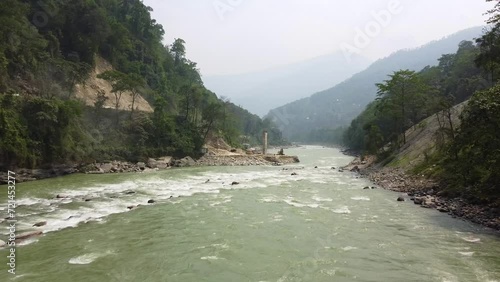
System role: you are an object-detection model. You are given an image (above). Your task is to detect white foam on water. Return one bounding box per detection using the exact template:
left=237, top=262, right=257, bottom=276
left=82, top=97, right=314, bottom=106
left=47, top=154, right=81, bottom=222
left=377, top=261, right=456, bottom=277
left=209, top=197, right=232, bottom=207
left=284, top=199, right=320, bottom=209
left=331, top=206, right=351, bottom=214
left=211, top=243, right=229, bottom=249
left=320, top=269, right=337, bottom=277
left=68, top=252, right=110, bottom=265
left=458, top=252, right=475, bottom=256
left=16, top=198, right=53, bottom=207
left=260, top=196, right=280, bottom=203
left=430, top=268, right=459, bottom=282
left=312, top=196, right=333, bottom=202
left=0, top=165, right=351, bottom=239
left=341, top=246, right=358, bottom=251
left=351, top=196, right=370, bottom=201
left=200, top=256, right=223, bottom=260
left=272, top=214, right=284, bottom=222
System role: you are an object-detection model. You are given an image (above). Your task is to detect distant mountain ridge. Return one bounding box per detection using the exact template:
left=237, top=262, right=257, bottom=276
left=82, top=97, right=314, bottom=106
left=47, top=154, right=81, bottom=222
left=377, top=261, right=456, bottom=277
left=266, top=26, right=485, bottom=140
left=203, top=52, right=371, bottom=116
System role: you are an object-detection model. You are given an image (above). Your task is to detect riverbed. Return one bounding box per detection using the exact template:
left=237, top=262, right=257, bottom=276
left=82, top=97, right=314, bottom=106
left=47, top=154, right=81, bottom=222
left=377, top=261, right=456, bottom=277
left=0, top=146, right=499, bottom=281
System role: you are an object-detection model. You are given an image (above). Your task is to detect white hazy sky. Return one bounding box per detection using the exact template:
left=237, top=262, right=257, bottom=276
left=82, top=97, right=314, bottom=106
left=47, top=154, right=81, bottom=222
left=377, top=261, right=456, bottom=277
left=143, top=0, right=494, bottom=76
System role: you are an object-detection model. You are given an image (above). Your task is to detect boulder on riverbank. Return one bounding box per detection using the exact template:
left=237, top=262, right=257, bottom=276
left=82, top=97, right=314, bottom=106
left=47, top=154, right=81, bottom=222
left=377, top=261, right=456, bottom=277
left=173, top=156, right=196, bottom=167
left=147, top=157, right=172, bottom=169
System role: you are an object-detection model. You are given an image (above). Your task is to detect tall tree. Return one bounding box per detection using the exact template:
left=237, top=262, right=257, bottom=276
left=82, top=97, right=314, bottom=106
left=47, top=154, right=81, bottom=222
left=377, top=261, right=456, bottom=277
left=97, top=70, right=127, bottom=111
left=375, top=70, right=426, bottom=145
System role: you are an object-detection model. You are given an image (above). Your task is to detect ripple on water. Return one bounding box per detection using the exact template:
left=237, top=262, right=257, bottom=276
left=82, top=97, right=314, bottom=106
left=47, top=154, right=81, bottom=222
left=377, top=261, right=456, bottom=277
left=461, top=236, right=481, bottom=243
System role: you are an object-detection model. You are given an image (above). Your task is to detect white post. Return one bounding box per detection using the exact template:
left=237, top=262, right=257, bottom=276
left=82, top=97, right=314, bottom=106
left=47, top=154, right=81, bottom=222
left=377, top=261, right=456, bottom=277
left=263, top=131, right=268, bottom=155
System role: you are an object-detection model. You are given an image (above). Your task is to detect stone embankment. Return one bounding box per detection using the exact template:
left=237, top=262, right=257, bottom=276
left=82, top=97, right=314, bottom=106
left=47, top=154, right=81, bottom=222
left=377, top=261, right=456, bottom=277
left=196, top=154, right=299, bottom=166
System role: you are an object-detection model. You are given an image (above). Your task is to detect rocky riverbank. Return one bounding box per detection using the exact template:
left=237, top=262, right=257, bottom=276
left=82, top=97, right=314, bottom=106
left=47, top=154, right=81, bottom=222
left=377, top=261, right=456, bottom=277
left=0, top=157, right=174, bottom=184
left=0, top=154, right=300, bottom=184
left=0, top=166, right=79, bottom=184
left=367, top=167, right=500, bottom=231
left=344, top=157, right=500, bottom=231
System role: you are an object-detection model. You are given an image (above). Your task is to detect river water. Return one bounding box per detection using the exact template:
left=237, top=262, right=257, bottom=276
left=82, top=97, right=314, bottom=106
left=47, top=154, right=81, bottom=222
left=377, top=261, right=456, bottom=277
left=0, top=146, right=499, bottom=282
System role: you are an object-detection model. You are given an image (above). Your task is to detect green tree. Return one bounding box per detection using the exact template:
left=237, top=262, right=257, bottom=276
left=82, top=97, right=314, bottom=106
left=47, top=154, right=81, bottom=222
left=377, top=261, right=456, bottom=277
left=171, top=38, right=186, bottom=65
left=98, top=70, right=127, bottom=110
left=442, top=85, right=500, bottom=202
left=376, top=70, right=426, bottom=145
left=122, top=73, right=145, bottom=114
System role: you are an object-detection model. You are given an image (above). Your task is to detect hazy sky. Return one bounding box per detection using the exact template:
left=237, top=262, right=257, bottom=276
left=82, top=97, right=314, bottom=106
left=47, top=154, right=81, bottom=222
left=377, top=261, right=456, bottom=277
left=144, top=0, right=494, bottom=76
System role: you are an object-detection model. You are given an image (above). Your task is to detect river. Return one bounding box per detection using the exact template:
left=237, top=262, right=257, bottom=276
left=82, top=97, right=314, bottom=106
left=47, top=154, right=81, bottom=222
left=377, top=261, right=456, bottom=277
left=0, top=146, right=499, bottom=281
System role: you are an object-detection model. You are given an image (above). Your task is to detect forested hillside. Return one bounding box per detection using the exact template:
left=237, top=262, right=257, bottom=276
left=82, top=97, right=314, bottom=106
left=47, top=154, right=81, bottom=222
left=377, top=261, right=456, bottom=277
left=0, top=0, right=283, bottom=169
left=267, top=27, right=484, bottom=142
left=343, top=5, right=500, bottom=204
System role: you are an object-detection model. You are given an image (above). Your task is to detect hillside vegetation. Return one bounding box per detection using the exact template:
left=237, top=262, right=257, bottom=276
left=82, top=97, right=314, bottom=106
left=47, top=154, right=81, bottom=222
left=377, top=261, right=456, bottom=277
left=343, top=5, right=500, bottom=205
left=0, top=0, right=285, bottom=169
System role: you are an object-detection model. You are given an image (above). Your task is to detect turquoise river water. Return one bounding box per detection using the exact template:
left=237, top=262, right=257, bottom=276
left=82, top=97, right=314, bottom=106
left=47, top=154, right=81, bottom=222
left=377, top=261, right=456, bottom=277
left=0, top=146, right=499, bottom=282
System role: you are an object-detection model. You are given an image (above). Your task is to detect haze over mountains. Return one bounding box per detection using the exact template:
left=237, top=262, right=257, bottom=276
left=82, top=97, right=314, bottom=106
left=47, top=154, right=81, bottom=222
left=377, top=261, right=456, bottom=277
left=266, top=26, right=485, bottom=140
left=203, top=53, right=371, bottom=116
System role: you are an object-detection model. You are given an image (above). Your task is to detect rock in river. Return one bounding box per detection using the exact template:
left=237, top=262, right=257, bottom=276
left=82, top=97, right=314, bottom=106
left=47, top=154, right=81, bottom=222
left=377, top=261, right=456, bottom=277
left=33, top=221, right=47, bottom=227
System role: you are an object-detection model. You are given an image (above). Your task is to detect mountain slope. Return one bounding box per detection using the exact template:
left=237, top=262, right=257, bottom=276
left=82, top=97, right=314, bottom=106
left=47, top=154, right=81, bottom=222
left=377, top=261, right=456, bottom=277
left=204, top=52, right=371, bottom=116
left=75, top=57, right=153, bottom=112
left=267, top=26, right=484, bottom=140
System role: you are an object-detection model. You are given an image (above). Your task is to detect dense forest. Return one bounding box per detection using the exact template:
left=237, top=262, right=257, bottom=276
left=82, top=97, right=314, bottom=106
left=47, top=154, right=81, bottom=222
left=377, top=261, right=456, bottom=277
left=0, top=0, right=286, bottom=169
left=343, top=2, right=500, bottom=204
